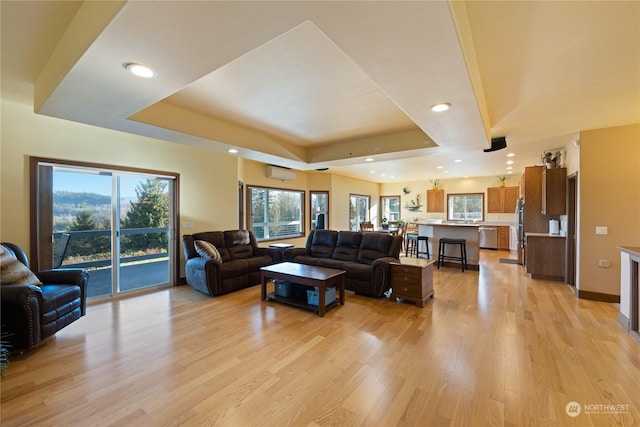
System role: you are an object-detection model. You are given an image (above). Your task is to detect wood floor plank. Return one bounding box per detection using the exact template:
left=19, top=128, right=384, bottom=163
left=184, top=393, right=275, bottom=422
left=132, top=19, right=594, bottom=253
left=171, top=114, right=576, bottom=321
left=1, top=250, right=639, bottom=426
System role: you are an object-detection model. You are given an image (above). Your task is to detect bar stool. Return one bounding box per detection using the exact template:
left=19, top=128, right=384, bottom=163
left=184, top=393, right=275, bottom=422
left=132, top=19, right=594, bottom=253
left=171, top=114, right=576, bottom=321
left=406, top=233, right=429, bottom=258
left=437, top=238, right=467, bottom=272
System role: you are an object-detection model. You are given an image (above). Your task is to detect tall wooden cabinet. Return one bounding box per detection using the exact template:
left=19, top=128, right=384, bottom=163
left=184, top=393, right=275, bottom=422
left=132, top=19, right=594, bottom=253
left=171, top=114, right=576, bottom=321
left=426, top=189, right=444, bottom=213
left=541, top=167, right=567, bottom=215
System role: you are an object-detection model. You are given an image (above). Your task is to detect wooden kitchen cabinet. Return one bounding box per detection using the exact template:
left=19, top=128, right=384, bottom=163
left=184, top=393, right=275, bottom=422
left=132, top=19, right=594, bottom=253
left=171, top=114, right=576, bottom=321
left=541, top=167, right=566, bottom=216
left=487, top=186, right=519, bottom=213
left=426, top=189, right=444, bottom=213
left=498, top=226, right=510, bottom=250
left=525, top=234, right=566, bottom=281
left=521, top=166, right=548, bottom=233
left=390, top=258, right=435, bottom=307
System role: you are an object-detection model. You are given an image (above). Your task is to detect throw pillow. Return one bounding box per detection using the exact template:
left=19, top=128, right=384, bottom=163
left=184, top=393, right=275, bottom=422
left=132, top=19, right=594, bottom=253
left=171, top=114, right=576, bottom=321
left=194, top=240, right=222, bottom=263
left=0, top=245, right=42, bottom=286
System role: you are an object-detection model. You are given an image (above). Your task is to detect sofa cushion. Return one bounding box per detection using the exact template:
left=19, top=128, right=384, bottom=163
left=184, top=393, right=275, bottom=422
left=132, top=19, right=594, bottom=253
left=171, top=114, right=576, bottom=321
left=357, top=233, right=394, bottom=265
left=224, top=230, right=255, bottom=259
left=317, top=258, right=347, bottom=270
left=340, top=262, right=372, bottom=282
left=220, top=259, right=249, bottom=279
left=194, top=240, right=223, bottom=263
left=308, top=230, right=338, bottom=258
left=0, top=245, right=42, bottom=286
left=332, top=231, right=362, bottom=262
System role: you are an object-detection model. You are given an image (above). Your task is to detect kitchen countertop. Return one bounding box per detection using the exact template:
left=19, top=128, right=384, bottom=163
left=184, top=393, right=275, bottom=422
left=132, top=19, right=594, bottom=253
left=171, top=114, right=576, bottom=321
left=526, top=232, right=566, bottom=238
left=415, top=221, right=515, bottom=227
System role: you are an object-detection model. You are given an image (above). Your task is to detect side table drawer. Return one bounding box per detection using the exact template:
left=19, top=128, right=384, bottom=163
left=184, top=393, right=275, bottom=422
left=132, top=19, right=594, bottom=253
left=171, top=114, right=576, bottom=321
left=391, top=265, right=421, bottom=280
left=393, top=282, right=422, bottom=298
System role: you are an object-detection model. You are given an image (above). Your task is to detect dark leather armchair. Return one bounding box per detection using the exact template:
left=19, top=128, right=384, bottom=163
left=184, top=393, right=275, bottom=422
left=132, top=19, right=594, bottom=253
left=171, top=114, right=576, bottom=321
left=1, top=242, right=89, bottom=352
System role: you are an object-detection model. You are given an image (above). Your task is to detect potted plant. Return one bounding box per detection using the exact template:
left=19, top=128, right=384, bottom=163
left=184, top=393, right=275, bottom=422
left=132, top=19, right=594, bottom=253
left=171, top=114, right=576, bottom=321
left=497, top=175, right=507, bottom=187
left=429, top=178, right=440, bottom=190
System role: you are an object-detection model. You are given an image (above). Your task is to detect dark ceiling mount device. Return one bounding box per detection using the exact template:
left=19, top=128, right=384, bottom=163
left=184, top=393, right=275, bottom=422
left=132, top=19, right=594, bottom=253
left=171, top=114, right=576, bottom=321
left=483, top=137, right=507, bottom=152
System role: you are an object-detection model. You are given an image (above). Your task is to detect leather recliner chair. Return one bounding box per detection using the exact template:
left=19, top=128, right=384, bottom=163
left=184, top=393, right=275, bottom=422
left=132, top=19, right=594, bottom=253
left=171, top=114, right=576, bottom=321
left=1, top=242, right=89, bottom=352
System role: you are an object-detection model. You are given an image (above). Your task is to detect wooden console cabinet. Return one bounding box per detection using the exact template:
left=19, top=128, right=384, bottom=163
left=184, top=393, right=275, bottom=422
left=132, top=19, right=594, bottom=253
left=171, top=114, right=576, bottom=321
left=390, top=258, right=435, bottom=307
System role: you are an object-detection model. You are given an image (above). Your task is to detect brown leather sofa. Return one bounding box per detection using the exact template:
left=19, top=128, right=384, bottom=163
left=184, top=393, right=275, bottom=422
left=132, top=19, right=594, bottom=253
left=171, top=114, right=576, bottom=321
left=182, top=230, right=281, bottom=296
left=284, top=230, right=402, bottom=297
left=1, top=242, right=89, bottom=352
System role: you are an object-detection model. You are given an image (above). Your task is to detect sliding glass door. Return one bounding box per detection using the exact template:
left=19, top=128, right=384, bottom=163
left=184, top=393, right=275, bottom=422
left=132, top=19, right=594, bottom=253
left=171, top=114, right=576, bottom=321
left=33, top=159, right=177, bottom=298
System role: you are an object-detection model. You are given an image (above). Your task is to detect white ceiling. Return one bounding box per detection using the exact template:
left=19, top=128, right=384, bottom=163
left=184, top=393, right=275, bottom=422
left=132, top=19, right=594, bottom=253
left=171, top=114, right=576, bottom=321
left=2, top=1, right=638, bottom=183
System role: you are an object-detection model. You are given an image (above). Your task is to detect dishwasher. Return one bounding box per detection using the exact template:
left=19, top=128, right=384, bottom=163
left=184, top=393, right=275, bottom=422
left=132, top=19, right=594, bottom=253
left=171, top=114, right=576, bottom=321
left=479, top=226, right=498, bottom=249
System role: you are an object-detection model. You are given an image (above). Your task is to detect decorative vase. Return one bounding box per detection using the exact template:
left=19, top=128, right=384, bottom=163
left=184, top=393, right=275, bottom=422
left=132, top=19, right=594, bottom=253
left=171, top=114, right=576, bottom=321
left=500, top=181, right=505, bottom=187
left=432, top=186, right=438, bottom=191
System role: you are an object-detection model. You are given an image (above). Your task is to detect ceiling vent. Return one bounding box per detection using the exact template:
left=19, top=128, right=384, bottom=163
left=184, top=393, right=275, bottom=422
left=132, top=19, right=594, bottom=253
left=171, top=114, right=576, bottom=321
left=266, top=165, right=296, bottom=181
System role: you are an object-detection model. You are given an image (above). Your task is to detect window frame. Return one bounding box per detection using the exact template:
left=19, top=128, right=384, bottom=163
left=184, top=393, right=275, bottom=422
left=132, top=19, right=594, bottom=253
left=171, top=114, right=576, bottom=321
left=246, top=185, right=305, bottom=242
left=446, top=192, right=485, bottom=222
left=349, top=194, right=371, bottom=231
left=310, top=191, right=329, bottom=230
left=380, top=195, right=401, bottom=224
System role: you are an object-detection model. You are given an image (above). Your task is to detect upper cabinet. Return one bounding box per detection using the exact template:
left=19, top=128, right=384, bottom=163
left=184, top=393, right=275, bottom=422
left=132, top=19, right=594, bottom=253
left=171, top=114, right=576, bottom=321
left=541, top=167, right=567, bottom=216
left=426, top=189, right=444, bottom=213
left=487, top=186, right=519, bottom=213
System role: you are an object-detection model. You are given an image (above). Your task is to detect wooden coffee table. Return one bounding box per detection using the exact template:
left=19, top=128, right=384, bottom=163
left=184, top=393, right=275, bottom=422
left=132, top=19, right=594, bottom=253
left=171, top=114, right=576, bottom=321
left=261, top=262, right=345, bottom=317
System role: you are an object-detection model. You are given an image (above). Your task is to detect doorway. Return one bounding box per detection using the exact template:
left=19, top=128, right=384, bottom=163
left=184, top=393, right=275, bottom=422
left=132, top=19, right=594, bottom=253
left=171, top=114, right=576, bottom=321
left=31, top=158, right=179, bottom=298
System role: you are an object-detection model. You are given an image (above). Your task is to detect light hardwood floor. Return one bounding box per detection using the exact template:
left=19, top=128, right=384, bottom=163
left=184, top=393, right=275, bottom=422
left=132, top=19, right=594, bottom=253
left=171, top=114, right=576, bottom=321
left=2, top=251, right=639, bottom=426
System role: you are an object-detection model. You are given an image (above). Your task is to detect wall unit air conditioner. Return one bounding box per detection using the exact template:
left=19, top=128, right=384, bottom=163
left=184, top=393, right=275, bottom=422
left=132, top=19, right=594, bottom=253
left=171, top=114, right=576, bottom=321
left=266, top=165, right=296, bottom=181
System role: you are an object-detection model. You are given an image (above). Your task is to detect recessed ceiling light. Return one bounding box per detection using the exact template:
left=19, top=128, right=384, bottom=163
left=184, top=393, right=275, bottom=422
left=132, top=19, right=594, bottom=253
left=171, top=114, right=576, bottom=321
left=506, top=160, right=514, bottom=165
left=507, top=166, right=513, bottom=170
left=454, top=159, right=462, bottom=163
left=436, top=165, right=443, bottom=169
left=228, top=149, right=238, bottom=154
left=430, top=103, right=451, bottom=112
left=123, top=62, right=156, bottom=78
left=369, top=171, right=376, bottom=174
left=365, top=157, right=374, bottom=162
left=444, top=170, right=449, bottom=174
left=507, top=153, right=515, bottom=157
left=381, top=173, right=386, bottom=176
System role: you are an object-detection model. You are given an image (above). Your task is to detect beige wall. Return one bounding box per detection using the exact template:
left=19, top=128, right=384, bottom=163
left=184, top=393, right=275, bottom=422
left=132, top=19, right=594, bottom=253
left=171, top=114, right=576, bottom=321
left=579, top=124, right=640, bottom=297
left=1, top=99, right=239, bottom=276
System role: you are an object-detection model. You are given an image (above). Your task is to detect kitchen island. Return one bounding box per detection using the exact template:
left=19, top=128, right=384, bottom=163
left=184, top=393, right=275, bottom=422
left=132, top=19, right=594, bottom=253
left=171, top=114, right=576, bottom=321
left=415, top=222, right=481, bottom=271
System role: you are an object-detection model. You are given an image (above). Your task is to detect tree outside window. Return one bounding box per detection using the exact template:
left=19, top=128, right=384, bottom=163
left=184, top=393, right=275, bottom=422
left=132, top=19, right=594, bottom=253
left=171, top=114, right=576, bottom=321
left=249, top=186, right=304, bottom=240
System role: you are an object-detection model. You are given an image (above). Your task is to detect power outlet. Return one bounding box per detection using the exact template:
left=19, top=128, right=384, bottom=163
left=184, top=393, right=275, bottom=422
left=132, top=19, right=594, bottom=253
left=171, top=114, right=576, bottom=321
left=182, top=222, right=193, bottom=229
left=595, top=226, right=608, bottom=235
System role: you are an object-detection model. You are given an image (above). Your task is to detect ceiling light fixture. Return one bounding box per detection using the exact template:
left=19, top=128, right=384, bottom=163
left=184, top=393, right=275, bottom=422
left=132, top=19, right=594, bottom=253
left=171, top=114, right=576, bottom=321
left=430, top=103, right=451, bottom=112
left=454, top=159, right=462, bottom=163
left=228, top=149, right=238, bottom=154
left=365, top=157, right=374, bottom=162
left=123, top=62, right=156, bottom=78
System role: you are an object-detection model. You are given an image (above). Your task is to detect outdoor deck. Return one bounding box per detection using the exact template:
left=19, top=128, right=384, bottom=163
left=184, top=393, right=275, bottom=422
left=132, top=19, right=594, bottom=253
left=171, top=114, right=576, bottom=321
left=79, top=260, right=171, bottom=298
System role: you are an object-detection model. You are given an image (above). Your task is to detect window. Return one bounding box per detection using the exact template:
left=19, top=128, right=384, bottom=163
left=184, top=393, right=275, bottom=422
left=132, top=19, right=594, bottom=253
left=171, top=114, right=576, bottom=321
left=349, top=194, right=371, bottom=231
left=248, top=186, right=304, bottom=241
left=310, top=191, right=329, bottom=229
left=380, top=196, right=400, bottom=223
left=447, top=193, right=484, bottom=221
